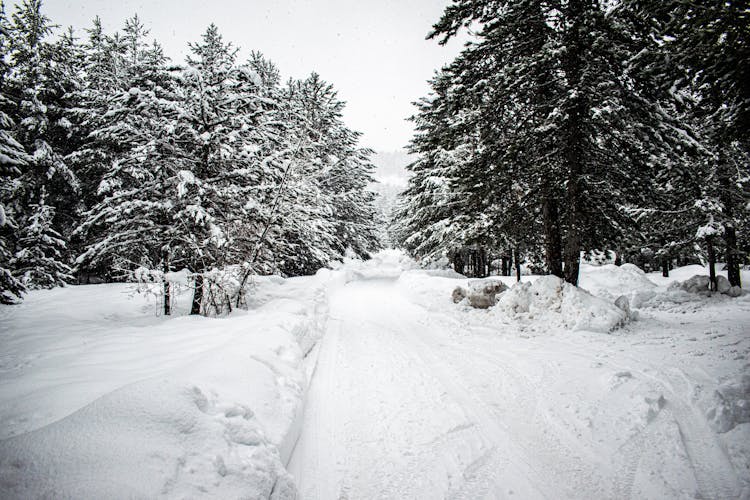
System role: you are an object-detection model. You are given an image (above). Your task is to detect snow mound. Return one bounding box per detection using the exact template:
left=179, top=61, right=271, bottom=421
left=672, top=275, right=712, bottom=295
left=493, top=275, right=628, bottom=333
left=651, top=264, right=722, bottom=285
left=708, top=373, right=750, bottom=433
left=0, top=319, right=305, bottom=499
left=0, top=373, right=299, bottom=499
left=579, top=263, right=657, bottom=302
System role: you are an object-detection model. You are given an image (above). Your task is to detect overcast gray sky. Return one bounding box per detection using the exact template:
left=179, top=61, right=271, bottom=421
left=10, top=0, right=467, bottom=152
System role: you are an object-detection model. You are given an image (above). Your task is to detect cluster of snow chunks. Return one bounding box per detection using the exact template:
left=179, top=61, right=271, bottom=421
left=492, top=276, right=628, bottom=333
left=452, top=279, right=509, bottom=309
left=453, top=275, right=628, bottom=333
left=670, top=275, right=743, bottom=298
left=707, top=374, right=750, bottom=433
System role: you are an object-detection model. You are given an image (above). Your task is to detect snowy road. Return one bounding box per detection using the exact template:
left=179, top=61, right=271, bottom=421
left=289, top=276, right=747, bottom=499
left=1, top=257, right=746, bottom=499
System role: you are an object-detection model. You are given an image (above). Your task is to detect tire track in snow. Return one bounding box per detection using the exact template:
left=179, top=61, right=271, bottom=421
left=396, top=324, right=554, bottom=499
left=439, top=342, right=610, bottom=499
left=534, top=335, right=742, bottom=499
left=288, top=318, right=347, bottom=499
left=408, top=306, right=614, bottom=498
left=292, top=281, right=552, bottom=498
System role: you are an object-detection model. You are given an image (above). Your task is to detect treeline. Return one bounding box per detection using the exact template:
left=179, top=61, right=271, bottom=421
left=0, top=1, right=381, bottom=312
left=394, top=0, right=748, bottom=288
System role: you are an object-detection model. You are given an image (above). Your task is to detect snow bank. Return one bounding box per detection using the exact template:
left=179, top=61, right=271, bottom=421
left=493, top=275, right=628, bottom=333
left=396, top=264, right=627, bottom=333
left=0, top=270, right=337, bottom=499
left=579, top=264, right=749, bottom=313
left=647, top=263, right=750, bottom=288
left=0, top=328, right=302, bottom=499
left=625, top=278, right=750, bottom=314
left=579, top=263, right=657, bottom=304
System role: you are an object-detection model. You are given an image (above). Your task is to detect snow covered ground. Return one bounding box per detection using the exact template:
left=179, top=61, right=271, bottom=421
left=1, top=251, right=749, bottom=499
left=0, top=273, right=338, bottom=498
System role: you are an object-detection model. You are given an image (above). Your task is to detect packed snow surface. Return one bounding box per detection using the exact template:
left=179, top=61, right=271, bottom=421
left=2, top=251, right=749, bottom=499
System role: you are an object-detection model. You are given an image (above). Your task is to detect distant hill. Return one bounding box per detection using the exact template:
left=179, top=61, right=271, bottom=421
left=370, top=150, right=413, bottom=186
left=368, top=151, right=414, bottom=247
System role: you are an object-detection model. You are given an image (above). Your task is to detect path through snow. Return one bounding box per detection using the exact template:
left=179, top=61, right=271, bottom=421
left=289, top=272, right=748, bottom=499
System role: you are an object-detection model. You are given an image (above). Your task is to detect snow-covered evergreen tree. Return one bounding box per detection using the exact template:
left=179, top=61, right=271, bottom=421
left=68, top=16, right=135, bottom=215
left=392, top=69, right=467, bottom=263
left=11, top=186, right=72, bottom=288
left=0, top=90, right=26, bottom=302
left=1, top=1, right=30, bottom=302
left=281, top=73, right=380, bottom=274
left=0, top=9, right=391, bottom=309
left=177, top=24, right=287, bottom=313
left=74, top=26, right=187, bottom=314
left=4, top=0, right=80, bottom=270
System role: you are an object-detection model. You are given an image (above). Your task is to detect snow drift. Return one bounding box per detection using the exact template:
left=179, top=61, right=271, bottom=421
left=0, top=345, right=301, bottom=499
left=0, top=270, right=342, bottom=499
left=579, top=263, right=657, bottom=302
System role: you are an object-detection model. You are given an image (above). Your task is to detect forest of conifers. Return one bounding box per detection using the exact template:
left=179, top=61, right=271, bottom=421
left=0, top=1, right=381, bottom=313
left=1, top=0, right=748, bottom=314
left=393, top=0, right=748, bottom=288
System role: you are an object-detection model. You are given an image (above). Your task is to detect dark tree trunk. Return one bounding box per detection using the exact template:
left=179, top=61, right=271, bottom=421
left=162, top=260, right=172, bottom=316
left=478, top=248, right=487, bottom=278
left=563, top=145, right=583, bottom=286
left=530, top=0, right=563, bottom=280
left=707, top=237, right=717, bottom=292
left=543, top=196, right=563, bottom=278
left=564, top=232, right=581, bottom=286
left=453, top=251, right=464, bottom=275
left=191, top=274, right=203, bottom=315
left=561, top=0, right=586, bottom=287
left=661, top=253, right=670, bottom=278
left=717, top=147, right=742, bottom=288
left=164, top=279, right=171, bottom=316
left=724, top=224, right=741, bottom=288
left=614, top=252, right=622, bottom=266
left=514, top=247, right=522, bottom=282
